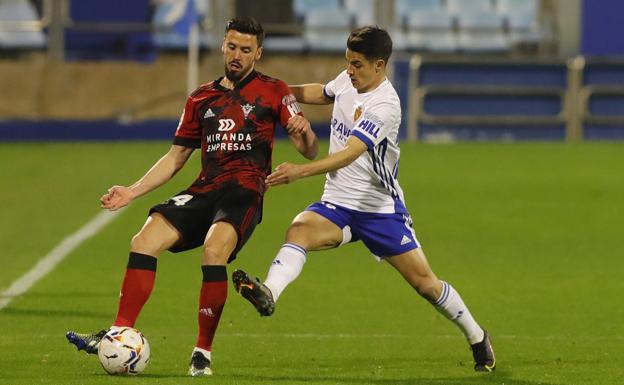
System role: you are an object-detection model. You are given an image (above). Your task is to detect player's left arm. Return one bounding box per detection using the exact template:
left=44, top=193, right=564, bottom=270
left=277, top=80, right=318, bottom=160
left=266, top=135, right=367, bottom=186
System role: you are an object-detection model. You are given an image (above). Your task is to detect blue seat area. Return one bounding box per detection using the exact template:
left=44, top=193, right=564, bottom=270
left=457, top=10, right=509, bottom=51
left=393, top=58, right=571, bottom=141
left=497, top=0, right=537, bottom=15
left=582, top=60, right=624, bottom=139
left=0, top=0, right=46, bottom=49
left=418, top=63, right=568, bottom=87
left=424, top=94, right=562, bottom=116
left=405, top=9, right=456, bottom=51
left=588, top=95, right=624, bottom=116
left=293, top=0, right=341, bottom=18
left=344, top=0, right=375, bottom=26
left=583, top=62, right=624, bottom=85
left=303, top=8, right=352, bottom=52
left=497, top=0, right=540, bottom=44
left=152, top=0, right=213, bottom=50
left=447, top=0, right=494, bottom=14
left=65, top=0, right=155, bottom=61
left=0, top=0, right=549, bottom=56
left=395, top=0, right=442, bottom=26
left=263, top=35, right=305, bottom=52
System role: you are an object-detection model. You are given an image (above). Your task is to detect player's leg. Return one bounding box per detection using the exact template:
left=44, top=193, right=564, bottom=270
left=233, top=204, right=346, bottom=315
left=353, top=202, right=495, bottom=372
left=263, top=210, right=343, bottom=300
left=385, top=248, right=495, bottom=371
left=66, top=213, right=180, bottom=353
left=189, top=221, right=237, bottom=376
left=115, top=213, right=180, bottom=327
left=190, top=188, right=262, bottom=376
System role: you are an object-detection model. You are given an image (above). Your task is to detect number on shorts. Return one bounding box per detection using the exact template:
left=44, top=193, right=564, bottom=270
left=171, top=194, right=193, bottom=206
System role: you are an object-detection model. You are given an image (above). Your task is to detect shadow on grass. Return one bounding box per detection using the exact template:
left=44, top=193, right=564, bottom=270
left=116, top=370, right=568, bottom=385
left=222, top=370, right=566, bottom=385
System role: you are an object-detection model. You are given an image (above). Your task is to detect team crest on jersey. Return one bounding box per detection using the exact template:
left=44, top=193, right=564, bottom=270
left=241, top=103, right=254, bottom=119
left=354, top=106, right=363, bottom=121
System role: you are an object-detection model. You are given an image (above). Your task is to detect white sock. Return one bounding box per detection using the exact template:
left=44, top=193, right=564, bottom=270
left=434, top=281, right=485, bottom=345
left=193, top=347, right=211, bottom=361
left=264, top=243, right=307, bottom=302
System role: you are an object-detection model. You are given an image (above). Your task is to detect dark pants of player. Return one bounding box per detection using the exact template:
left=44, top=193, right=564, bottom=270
left=149, top=187, right=263, bottom=262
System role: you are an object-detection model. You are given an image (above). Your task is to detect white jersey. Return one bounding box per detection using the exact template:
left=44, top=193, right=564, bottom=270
left=321, top=70, right=405, bottom=214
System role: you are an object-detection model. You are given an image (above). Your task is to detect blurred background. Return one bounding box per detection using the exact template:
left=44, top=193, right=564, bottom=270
left=0, top=0, right=623, bottom=141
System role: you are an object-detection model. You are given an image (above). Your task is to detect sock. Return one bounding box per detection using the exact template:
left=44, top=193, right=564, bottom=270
left=113, top=252, right=157, bottom=327
left=196, top=265, right=227, bottom=352
left=192, top=347, right=211, bottom=361
left=263, top=243, right=307, bottom=301
left=433, top=281, right=485, bottom=345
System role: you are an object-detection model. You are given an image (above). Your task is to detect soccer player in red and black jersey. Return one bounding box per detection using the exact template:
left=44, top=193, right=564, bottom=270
left=65, top=16, right=318, bottom=376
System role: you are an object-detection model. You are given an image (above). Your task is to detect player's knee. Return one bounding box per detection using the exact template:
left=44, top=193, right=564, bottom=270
left=413, top=278, right=439, bottom=302
left=130, top=232, right=153, bottom=252
left=202, top=244, right=230, bottom=265
left=285, top=221, right=312, bottom=248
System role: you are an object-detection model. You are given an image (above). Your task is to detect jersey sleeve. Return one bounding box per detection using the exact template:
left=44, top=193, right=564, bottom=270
left=323, top=70, right=348, bottom=101
left=173, top=96, right=201, bottom=148
left=350, top=101, right=400, bottom=150
left=276, top=80, right=303, bottom=129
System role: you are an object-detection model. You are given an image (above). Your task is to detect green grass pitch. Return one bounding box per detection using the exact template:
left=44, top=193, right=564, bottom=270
left=0, top=140, right=622, bottom=384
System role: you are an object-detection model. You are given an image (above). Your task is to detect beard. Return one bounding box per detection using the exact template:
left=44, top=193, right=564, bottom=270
left=224, top=65, right=246, bottom=82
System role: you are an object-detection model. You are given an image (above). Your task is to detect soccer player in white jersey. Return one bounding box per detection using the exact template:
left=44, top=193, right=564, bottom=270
left=232, top=26, right=496, bottom=372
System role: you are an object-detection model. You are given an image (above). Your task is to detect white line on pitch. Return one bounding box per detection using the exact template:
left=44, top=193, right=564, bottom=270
left=0, top=209, right=122, bottom=311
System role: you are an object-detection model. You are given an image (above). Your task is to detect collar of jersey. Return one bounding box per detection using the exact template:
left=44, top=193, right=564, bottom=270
left=214, top=70, right=258, bottom=92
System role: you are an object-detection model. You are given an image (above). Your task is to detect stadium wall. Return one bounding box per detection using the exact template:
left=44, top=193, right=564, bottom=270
left=0, top=53, right=339, bottom=122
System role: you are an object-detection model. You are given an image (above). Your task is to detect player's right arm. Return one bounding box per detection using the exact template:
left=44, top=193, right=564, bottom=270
left=100, top=144, right=194, bottom=211
left=289, top=84, right=333, bottom=105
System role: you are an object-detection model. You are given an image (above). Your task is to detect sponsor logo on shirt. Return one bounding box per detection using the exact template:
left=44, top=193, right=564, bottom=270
left=205, top=132, right=253, bottom=152
left=203, top=108, right=215, bottom=119
left=282, top=94, right=302, bottom=117
left=218, top=118, right=235, bottom=131
left=356, top=119, right=380, bottom=139
left=332, top=118, right=351, bottom=142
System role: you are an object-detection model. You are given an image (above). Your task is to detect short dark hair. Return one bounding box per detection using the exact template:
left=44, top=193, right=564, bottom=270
left=225, top=16, right=265, bottom=47
left=347, top=26, right=392, bottom=64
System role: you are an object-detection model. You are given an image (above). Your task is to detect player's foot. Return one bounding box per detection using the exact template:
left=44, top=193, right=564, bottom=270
left=232, top=269, right=275, bottom=316
left=188, top=351, right=212, bottom=376
left=471, top=330, right=496, bottom=372
left=66, top=329, right=108, bottom=354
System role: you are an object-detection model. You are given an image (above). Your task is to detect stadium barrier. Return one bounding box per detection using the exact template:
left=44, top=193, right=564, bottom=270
left=395, top=55, right=624, bottom=141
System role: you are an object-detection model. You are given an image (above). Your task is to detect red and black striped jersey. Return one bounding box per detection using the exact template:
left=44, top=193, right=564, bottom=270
left=173, top=70, right=302, bottom=195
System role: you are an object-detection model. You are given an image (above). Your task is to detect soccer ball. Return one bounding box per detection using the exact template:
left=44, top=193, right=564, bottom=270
left=97, top=328, right=150, bottom=375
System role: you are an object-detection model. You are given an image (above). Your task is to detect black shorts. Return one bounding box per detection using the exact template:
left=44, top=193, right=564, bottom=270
left=149, top=187, right=263, bottom=262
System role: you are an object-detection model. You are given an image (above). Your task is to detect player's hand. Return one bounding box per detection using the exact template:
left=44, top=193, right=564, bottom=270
left=286, top=115, right=311, bottom=136
left=266, top=162, right=303, bottom=186
left=100, top=185, right=134, bottom=211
